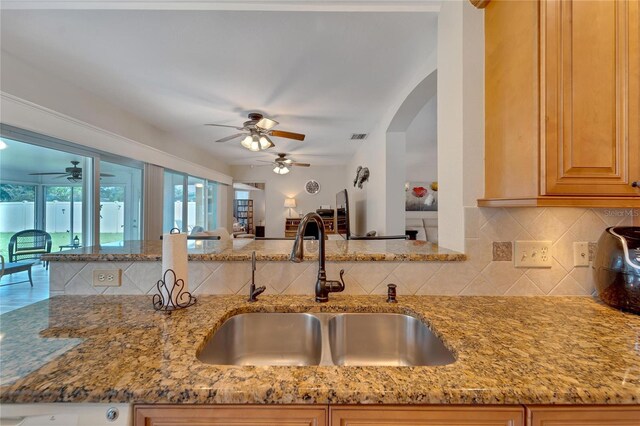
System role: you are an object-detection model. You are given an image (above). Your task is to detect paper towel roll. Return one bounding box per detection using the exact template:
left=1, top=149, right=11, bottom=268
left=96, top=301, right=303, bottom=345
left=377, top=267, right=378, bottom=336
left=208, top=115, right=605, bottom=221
left=161, top=230, right=188, bottom=308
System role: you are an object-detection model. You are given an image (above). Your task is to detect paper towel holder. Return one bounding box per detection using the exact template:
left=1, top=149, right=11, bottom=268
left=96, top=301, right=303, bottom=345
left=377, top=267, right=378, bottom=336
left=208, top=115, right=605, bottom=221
left=152, top=268, right=197, bottom=312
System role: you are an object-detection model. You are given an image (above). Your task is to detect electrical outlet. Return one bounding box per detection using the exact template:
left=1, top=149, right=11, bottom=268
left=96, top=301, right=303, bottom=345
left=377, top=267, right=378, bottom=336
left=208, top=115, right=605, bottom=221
left=573, top=242, right=590, bottom=267
left=514, top=241, right=553, bottom=268
left=92, top=269, right=122, bottom=287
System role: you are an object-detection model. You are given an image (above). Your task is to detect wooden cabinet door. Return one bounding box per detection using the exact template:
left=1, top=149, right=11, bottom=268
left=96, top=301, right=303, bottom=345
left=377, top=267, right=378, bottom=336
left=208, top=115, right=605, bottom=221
left=330, top=406, right=524, bottom=426
left=528, top=406, right=640, bottom=425
left=134, top=405, right=327, bottom=426
left=543, top=0, right=640, bottom=196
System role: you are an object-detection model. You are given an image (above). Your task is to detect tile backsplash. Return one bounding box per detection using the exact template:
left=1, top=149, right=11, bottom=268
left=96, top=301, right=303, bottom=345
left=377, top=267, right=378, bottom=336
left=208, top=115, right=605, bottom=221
left=51, top=207, right=638, bottom=297
left=463, top=207, right=637, bottom=296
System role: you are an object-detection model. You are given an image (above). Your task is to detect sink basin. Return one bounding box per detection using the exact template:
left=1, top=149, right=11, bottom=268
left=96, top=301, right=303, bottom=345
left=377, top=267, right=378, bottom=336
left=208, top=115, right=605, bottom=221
left=328, top=313, right=455, bottom=366
left=198, top=312, right=455, bottom=367
left=197, top=313, right=322, bottom=366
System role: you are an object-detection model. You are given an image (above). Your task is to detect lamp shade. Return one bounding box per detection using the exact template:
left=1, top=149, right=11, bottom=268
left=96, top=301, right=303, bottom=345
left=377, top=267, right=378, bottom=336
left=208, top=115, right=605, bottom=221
left=284, top=198, right=297, bottom=208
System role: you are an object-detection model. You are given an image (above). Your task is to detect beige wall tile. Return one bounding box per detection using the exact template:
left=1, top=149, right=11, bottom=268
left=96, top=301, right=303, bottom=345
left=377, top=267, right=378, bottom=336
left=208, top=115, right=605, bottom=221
left=550, top=275, right=591, bottom=296
left=480, top=261, right=524, bottom=291
left=504, top=275, right=544, bottom=296
left=479, top=208, right=524, bottom=241
left=552, top=229, right=579, bottom=271
left=464, top=236, right=492, bottom=270
left=528, top=209, right=570, bottom=241
left=547, top=207, right=585, bottom=229
left=507, top=207, right=544, bottom=229
left=49, top=262, right=85, bottom=291
left=388, top=262, right=442, bottom=293
left=420, top=262, right=480, bottom=295
left=525, top=259, right=568, bottom=294
left=569, top=210, right=608, bottom=242
left=464, top=207, right=480, bottom=238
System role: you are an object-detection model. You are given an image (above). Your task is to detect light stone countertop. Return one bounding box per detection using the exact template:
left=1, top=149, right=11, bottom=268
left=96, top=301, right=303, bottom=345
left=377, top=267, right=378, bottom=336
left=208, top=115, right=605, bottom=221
left=0, top=295, right=638, bottom=405
left=42, top=239, right=466, bottom=262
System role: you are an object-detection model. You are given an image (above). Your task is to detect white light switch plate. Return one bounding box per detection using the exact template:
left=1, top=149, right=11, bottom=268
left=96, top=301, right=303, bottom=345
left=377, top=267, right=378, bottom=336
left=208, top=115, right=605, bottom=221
left=92, top=269, right=122, bottom=287
left=514, top=241, right=552, bottom=268
left=573, top=242, right=590, bottom=267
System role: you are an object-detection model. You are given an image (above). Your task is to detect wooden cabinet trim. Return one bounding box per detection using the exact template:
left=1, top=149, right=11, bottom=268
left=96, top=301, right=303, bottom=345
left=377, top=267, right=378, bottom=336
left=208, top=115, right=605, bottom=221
left=478, top=196, right=640, bottom=208
left=527, top=405, right=640, bottom=426
left=134, top=404, right=328, bottom=426
left=330, top=405, right=525, bottom=426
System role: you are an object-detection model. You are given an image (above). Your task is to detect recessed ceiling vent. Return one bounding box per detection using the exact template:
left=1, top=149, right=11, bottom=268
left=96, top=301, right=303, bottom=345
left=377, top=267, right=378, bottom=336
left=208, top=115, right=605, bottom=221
left=350, top=133, right=368, bottom=140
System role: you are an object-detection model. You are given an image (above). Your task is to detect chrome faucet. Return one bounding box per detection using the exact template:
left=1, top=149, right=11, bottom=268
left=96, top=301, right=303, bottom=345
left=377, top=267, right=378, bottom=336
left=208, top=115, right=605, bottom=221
left=248, top=251, right=266, bottom=302
left=290, top=212, right=345, bottom=302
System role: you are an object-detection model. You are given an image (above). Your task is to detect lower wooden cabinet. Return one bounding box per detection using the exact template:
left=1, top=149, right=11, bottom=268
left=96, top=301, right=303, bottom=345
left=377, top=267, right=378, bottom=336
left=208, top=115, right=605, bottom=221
left=528, top=406, right=640, bottom=426
left=134, top=405, right=328, bottom=426
left=135, top=404, right=640, bottom=426
left=330, top=406, right=524, bottom=426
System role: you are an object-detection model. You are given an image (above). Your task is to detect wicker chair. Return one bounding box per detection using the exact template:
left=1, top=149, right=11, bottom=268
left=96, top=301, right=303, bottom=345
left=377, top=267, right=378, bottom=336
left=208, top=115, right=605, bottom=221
left=8, top=229, right=52, bottom=270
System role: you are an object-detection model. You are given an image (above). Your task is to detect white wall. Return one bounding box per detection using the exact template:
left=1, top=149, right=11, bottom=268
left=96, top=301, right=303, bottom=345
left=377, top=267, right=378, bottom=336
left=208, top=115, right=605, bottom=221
left=346, top=2, right=482, bottom=251
left=347, top=49, right=438, bottom=236
left=231, top=165, right=347, bottom=238
left=0, top=51, right=232, bottom=183
left=251, top=188, right=266, bottom=227
left=406, top=96, right=437, bottom=182
left=436, top=0, right=484, bottom=252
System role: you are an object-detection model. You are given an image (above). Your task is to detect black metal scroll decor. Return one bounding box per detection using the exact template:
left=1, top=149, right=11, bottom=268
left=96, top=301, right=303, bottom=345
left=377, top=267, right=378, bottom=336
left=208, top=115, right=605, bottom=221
left=152, top=268, right=196, bottom=312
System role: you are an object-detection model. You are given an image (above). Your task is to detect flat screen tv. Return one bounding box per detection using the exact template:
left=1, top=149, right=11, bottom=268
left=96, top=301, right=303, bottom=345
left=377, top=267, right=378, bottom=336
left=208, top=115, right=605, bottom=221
left=335, top=189, right=350, bottom=240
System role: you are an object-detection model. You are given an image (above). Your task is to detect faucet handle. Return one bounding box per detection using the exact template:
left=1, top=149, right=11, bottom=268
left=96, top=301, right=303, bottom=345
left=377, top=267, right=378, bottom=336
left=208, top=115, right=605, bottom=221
left=326, top=269, right=346, bottom=293
left=386, top=283, right=397, bottom=303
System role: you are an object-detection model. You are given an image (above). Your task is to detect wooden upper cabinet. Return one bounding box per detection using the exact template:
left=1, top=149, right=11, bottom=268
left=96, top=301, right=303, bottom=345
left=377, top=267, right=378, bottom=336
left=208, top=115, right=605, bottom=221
left=543, top=0, right=639, bottom=196
left=481, top=0, right=640, bottom=207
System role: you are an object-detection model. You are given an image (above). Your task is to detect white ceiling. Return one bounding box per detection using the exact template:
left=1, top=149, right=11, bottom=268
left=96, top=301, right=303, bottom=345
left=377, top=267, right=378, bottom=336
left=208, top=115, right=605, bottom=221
left=0, top=9, right=438, bottom=166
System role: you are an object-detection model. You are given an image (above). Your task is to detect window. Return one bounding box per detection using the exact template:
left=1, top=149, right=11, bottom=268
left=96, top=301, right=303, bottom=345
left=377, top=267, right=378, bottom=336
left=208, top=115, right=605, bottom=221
left=163, top=170, right=220, bottom=233
left=99, top=159, right=143, bottom=245
left=0, top=126, right=146, bottom=248
left=0, top=134, right=92, bottom=250
left=44, top=185, right=84, bottom=247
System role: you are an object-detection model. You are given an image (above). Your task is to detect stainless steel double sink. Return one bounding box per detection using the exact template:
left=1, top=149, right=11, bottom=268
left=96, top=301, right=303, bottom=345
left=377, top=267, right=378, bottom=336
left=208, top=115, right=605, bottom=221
left=197, top=312, right=455, bottom=367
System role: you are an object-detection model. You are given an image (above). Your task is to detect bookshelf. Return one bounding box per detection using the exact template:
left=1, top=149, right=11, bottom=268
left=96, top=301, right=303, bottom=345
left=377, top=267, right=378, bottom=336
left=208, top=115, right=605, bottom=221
left=234, top=199, right=254, bottom=234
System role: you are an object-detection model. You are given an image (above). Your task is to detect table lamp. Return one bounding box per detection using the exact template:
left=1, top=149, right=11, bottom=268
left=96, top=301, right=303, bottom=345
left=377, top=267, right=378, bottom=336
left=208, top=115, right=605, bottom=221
left=284, top=198, right=297, bottom=217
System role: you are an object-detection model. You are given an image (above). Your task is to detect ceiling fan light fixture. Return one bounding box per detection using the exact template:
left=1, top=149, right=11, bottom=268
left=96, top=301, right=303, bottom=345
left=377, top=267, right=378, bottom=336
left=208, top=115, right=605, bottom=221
left=259, top=135, right=274, bottom=150
left=273, top=164, right=290, bottom=175
left=249, top=134, right=261, bottom=152
left=240, top=135, right=253, bottom=149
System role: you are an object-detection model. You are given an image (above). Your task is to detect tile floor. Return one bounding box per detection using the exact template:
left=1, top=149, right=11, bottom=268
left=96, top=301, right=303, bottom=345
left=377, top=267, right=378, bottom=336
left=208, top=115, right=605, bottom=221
left=0, top=263, right=50, bottom=315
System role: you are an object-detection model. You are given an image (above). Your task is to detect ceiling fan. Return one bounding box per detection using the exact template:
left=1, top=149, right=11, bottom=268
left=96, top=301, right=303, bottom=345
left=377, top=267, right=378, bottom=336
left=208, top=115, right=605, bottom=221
left=205, top=112, right=305, bottom=152
left=29, top=161, right=115, bottom=182
left=258, top=153, right=310, bottom=175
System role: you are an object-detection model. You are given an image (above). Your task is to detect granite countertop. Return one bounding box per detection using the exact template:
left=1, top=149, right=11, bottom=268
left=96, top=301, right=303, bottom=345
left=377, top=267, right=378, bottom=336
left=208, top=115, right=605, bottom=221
left=42, top=239, right=465, bottom=262
left=1, top=295, right=638, bottom=405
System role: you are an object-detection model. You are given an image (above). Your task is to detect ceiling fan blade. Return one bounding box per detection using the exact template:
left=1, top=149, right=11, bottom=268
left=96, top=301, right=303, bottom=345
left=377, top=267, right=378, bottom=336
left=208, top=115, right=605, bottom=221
left=256, top=160, right=275, bottom=164
left=53, top=174, right=72, bottom=179
left=291, top=162, right=311, bottom=167
left=216, top=133, right=246, bottom=143
left=28, top=172, right=67, bottom=176
left=269, top=130, right=305, bottom=141
left=256, top=117, right=279, bottom=130
left=205, top=123, right=245, bottom=130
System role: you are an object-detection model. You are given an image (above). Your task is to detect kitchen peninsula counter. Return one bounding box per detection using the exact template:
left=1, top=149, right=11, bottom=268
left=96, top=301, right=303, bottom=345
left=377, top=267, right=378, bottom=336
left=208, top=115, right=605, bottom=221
left=1, top=295, right=638, bottom=405
left=42, top=239, right=465, bottom=262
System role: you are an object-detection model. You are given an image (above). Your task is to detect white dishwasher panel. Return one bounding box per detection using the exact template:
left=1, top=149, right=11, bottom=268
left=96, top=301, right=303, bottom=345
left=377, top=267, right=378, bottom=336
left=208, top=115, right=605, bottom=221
left=0, top=404, right=131, bottom=426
